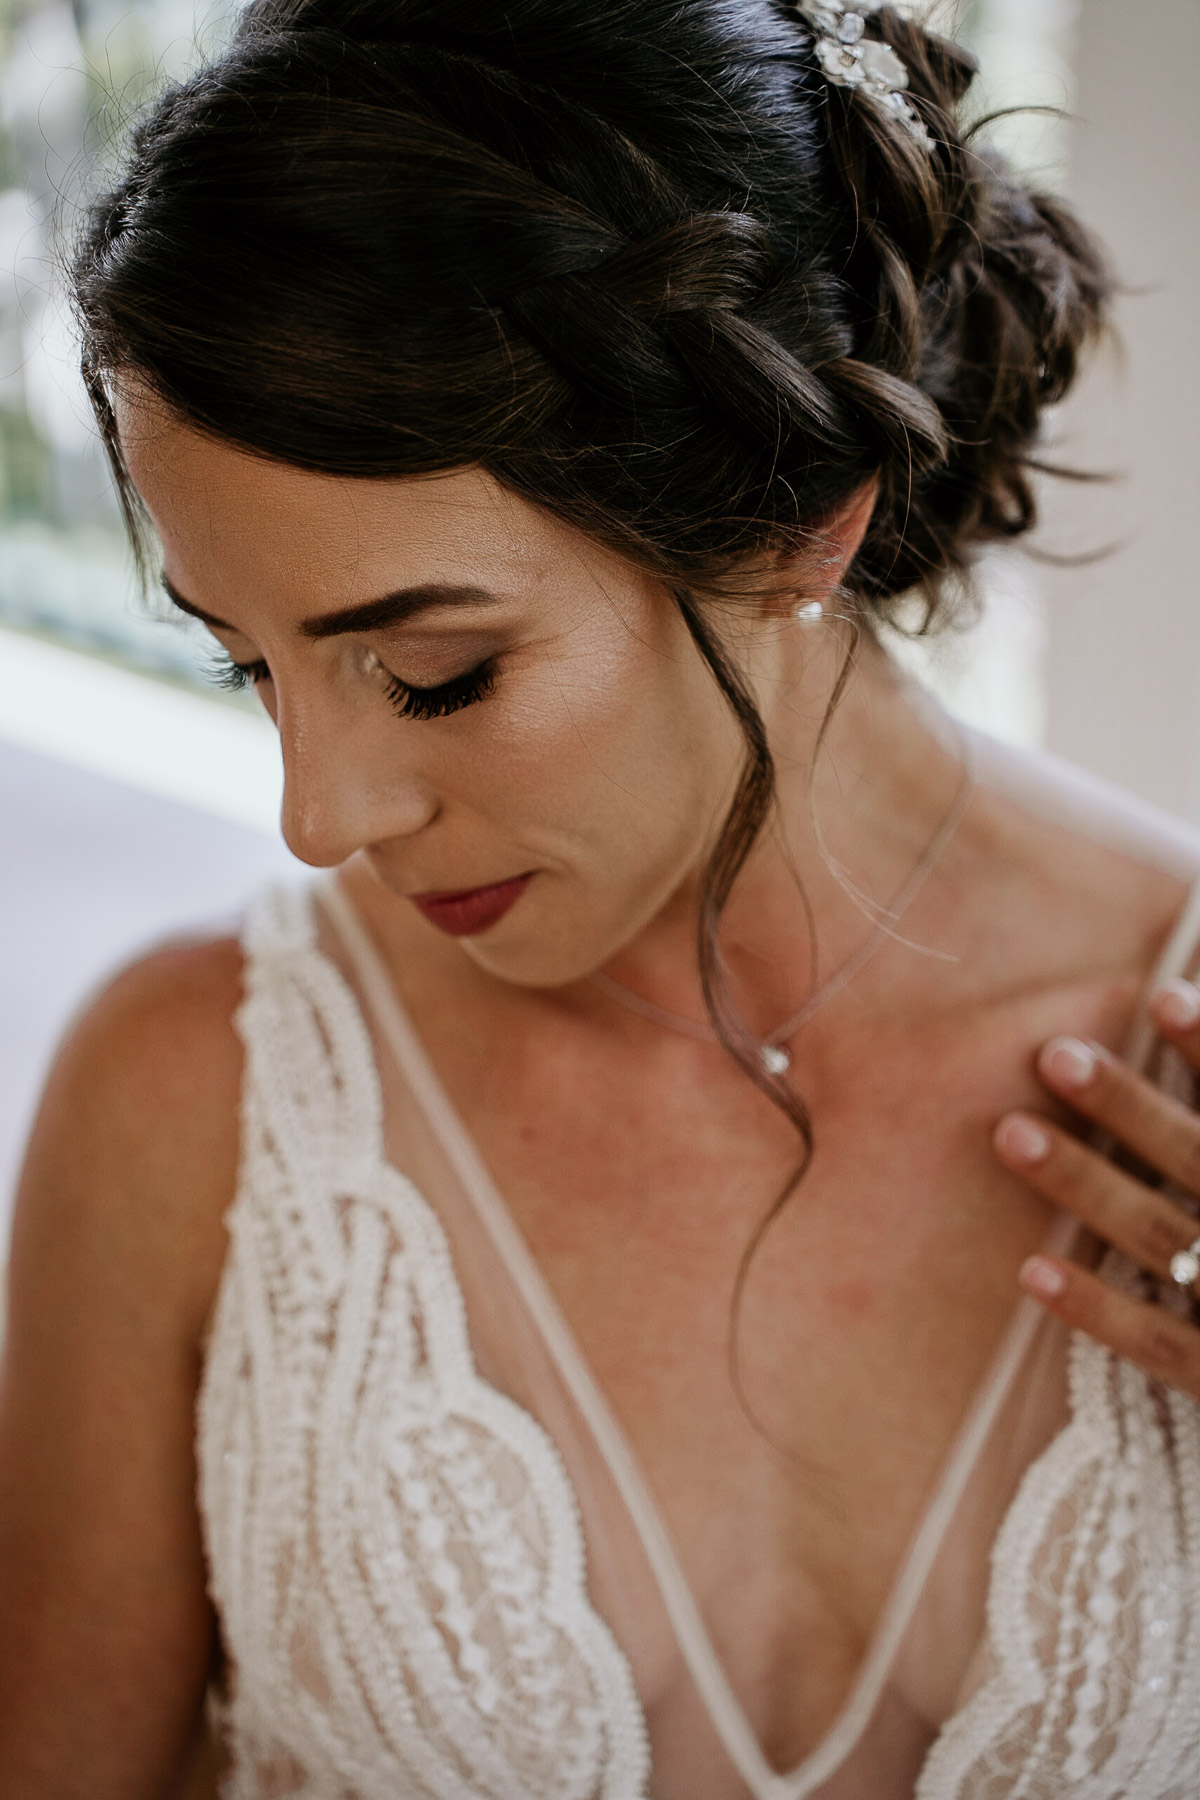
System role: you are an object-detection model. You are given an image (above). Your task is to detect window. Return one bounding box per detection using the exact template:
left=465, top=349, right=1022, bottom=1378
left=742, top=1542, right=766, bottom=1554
left=0, top=1, right=283, bottom=825
left=1, top=1, right=241, bottom=677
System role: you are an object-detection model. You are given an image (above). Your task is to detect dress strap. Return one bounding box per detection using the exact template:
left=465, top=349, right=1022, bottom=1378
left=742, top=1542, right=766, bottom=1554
left=241, top=880, right=319, bottom=962
left=237, top=879, right=383, bottom=1248
left=1122, top=870, right=1200, bottom=1074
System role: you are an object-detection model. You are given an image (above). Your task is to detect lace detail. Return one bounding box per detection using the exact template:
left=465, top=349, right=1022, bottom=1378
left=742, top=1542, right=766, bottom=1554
left=198, top=884, right=1200, bottom=1799
left=197, top=887, right=650, bottom=1798
left=917, top=1256, right=1200, bottom=1800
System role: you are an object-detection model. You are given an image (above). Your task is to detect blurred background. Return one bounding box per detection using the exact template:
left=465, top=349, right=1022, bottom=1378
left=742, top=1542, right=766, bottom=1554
left=0, top=0, right=1196, bottom=1235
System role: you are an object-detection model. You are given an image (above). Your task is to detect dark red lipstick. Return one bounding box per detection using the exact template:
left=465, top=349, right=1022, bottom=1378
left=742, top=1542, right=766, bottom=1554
left=410, top=874, right=532, bottom=937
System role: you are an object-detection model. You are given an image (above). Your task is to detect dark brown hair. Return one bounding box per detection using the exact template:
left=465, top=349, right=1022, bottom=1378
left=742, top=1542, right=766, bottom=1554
left=73, top=1, right=1110, bottom=1311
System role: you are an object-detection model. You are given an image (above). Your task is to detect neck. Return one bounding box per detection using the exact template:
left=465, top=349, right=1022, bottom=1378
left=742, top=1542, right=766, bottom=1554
left=596, top=625, right=974, bottom=1042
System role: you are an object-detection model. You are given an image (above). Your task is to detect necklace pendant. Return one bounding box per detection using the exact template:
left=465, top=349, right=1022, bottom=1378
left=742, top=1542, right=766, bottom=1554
left=760, top=1043, right=791, bottom=1077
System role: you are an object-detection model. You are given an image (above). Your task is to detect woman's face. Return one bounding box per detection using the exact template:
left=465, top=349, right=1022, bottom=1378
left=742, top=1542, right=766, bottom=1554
left=119, top=396, right=754, bottom=986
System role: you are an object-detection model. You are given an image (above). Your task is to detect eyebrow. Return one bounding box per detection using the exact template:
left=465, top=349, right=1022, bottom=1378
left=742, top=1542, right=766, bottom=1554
left=160, top=577, right=501, bottom=639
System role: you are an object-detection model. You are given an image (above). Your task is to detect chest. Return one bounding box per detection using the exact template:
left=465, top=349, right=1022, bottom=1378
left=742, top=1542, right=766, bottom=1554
left=205, top=893, right=1200, bottom=1798
left=437, top=996, right=1074, bottom=1403
left=376, top=995, right=1112, bottom=1760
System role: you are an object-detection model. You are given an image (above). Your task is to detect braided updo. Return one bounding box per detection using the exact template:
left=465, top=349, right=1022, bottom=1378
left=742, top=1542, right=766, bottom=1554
left=73, top=1, right=1111, bottom=1196
left=75, top=0, right=1108, bottom=612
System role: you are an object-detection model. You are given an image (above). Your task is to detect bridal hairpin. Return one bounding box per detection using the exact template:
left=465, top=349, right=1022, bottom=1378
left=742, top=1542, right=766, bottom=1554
left=795, top=1, right=936, bottom=152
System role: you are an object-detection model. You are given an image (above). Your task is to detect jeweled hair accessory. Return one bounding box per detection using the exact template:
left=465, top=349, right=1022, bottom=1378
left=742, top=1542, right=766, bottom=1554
left=795, top=2, right=935, bottom=152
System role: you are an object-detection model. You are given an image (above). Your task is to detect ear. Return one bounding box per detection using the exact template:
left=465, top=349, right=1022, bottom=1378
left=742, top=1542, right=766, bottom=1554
left=758, top=478, right=879, bottom=618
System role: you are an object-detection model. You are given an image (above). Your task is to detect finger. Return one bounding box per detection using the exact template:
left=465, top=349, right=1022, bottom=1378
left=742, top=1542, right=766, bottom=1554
left=1037, top=1037, right=1200, bottom=1194
left=1019, top=1254, right=1200, bottom=1401
left=1150, top=977, right=1200, bottom=1070
left=994, top=1113, right=1200, bottom=1282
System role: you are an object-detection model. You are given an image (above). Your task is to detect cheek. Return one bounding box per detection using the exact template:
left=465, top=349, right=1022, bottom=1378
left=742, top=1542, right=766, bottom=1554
left=469, top=619, right=735, bottom=865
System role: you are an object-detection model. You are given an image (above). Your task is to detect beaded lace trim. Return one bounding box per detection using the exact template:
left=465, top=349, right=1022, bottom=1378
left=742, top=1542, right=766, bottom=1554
left=197, top=884, right=1200, bottom=1798
left=916, top=1257, right=1200, bottom=1800
left=197, top=886, right=650, bottom=1798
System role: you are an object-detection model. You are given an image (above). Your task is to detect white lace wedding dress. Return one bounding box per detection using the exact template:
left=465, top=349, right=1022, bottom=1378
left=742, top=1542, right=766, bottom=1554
left=197, top=757, right=1200, bottom=1799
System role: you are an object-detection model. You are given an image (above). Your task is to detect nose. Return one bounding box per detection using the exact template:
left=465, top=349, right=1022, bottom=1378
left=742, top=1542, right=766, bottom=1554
left=276, top=701, right=438, bottom=868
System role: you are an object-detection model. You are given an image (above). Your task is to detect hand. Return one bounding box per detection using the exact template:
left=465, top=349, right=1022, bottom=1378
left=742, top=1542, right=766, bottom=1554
left=993, top=979, right=1200, bottom=1401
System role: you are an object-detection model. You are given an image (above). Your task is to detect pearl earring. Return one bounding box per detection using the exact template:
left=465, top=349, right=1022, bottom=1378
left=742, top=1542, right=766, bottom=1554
left=792, top=599, right=824, bottom=625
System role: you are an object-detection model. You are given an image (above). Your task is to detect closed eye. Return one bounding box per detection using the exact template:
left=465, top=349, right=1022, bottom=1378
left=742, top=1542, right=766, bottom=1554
left=202, top=648, right=496, bottom=721
left=204, top=651, right=270, bottom=692
left=382, top=659, right=496, bottom=721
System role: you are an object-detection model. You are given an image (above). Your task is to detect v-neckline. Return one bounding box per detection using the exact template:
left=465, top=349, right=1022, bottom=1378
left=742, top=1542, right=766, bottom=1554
left=313, top=868, right=1200, bottom=1800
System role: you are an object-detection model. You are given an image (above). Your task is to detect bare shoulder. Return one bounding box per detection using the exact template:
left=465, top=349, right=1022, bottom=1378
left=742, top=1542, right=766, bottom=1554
left=0, top=933, right=246, bottom=1795
left=971, top=730, right=1200, bottom=883
left=10, top=930, right=246, bottom=1346
left=968, top=729, right=1200, bottom=986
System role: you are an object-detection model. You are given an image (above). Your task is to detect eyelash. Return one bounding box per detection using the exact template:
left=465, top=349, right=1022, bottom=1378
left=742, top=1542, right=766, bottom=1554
left=381, top=660, right=496, bottom=720
left=204, top=651, right=496, bottom=722
left=206, top=654, right=270, bottom=693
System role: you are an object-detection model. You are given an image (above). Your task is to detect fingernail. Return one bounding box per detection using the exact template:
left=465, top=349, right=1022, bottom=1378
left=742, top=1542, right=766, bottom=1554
left=1020, top=1256, right=1067, bottom=1300
left=1041, top=1036, right=1099, bottom=1089
left=1153, top=977, right=1200, bottom=1031
left=995, top=1114, right=1052, bottom=1164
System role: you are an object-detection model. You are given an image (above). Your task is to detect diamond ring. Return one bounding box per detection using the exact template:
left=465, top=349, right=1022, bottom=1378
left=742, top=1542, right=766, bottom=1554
left=1169, top=1235, right=1200, bottom=1288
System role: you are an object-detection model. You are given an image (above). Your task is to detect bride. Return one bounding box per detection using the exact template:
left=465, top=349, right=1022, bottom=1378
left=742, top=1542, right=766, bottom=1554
left=1, top=2, right=1197, bottom=1796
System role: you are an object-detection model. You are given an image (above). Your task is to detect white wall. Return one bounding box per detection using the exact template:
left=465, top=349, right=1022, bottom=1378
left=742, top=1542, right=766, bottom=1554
left=1040, top=0, right=1200, bottom=822
left=0, top=632, right=297, bottom=1237
left=0, top=740, right=299, bottom=1238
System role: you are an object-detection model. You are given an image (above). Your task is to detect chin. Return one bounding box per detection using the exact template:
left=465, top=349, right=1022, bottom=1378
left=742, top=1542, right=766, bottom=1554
left=460, top=867, right=683, bottom=991
left=452, top=882, right=625, bottom=989
left=458, top=924, right=607, bottom=990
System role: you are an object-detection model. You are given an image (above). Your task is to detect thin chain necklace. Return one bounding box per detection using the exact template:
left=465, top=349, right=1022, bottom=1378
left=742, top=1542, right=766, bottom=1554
left=589, top=744, right=976, bottom=1077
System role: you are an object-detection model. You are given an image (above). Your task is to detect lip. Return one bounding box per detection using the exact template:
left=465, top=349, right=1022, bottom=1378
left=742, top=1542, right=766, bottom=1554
left=409, top=873, right=533, bottom=937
